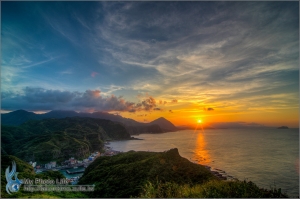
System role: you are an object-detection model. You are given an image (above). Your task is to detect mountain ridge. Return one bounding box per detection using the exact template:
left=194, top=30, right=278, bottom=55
left=2, top=117, right=131, bottom=163
left=1, top=110, right=178, bottom=134
left=149, top=117, right=177, bottom=131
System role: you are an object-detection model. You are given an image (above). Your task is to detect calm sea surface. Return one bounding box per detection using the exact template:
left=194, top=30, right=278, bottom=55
left=110, top=128, right=299, bottom=197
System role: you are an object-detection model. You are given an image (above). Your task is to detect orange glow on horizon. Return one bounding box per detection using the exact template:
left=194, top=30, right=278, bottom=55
left=117, top=104, right=299, bottom=128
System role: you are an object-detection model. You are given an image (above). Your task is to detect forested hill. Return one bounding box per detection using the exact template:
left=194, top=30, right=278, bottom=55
left=1, top=110, right=178, bottom=134
left=79, top=148, right=216, bottom=198
left=78, top=148, right=288, bottom=198
left=1, top=117, right=131, bottom=163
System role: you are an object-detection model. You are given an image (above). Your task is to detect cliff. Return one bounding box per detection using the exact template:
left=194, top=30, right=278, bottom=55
left=1, top=117, right=131, bottom=163
left=79, top=148, right=215, bottom=197
left=78, top=149, right=288, bottom=198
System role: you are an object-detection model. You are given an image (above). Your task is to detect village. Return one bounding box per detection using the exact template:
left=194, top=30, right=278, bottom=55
left=27, top=144, right=121, bottom=184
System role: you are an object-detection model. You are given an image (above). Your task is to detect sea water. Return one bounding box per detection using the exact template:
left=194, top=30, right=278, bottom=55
left=109, top=128, right=299, bottom=197
left=59, top=167, right=84, bottom=179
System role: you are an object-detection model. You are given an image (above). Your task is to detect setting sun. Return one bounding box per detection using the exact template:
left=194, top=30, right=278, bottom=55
left=197, top=119, right=202, bottom=124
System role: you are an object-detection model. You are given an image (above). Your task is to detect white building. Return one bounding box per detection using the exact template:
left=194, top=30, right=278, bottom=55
left=50, top=161, right=56, bottom=168
left=29, top=161, right=37, bottom=168
left=45, top=163, right=52, bottom=169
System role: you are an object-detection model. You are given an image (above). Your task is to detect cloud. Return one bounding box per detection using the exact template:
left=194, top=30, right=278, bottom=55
left=122, top=60, right=156, bottom=68
left=22, top=56, right=59, bottom=69
left=17, top=87, right=77, bottom=104
left=60, top=69, right=73, bottom=75
left=171, top=99, right=178, bottom=103
left=91, top=72, right=98, bottom=77
left=136, top=96, right=156, bottom=111
left=158, top=100, right=168, bottom=105
left=1, top=2, right=298, bottom=118
left=137, top=114, right=147, bottom=117
left=169, top=110, right=173, bottom=113
left=153, top=107, right=162, bottom=111
left=1, top=87, right=162, bottom=112
left=94, top=1, right=298, bottom=111
left=203, top=107, right=214, bottom=111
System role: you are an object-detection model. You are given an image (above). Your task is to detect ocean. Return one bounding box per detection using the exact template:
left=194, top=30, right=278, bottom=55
left=59, top=167, right=84, bottom=179
left=109, top=128, right=299, bottom=197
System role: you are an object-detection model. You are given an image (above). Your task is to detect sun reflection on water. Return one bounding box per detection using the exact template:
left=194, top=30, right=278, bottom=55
left=193, top=131, right=211, bottom=165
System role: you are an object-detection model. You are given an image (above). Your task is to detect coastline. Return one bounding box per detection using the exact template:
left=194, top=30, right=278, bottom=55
left=106, top=130, right=299, bottom=198
left=107, top=141, right=238, bottom=182
left=198, top=164, right=239, bottom=181
left=130, top=136, right=144, bottom=140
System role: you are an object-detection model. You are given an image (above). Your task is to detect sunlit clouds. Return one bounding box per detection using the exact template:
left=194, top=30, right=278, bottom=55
left=1, top=87, right=167, bottom=113
left=1, top=1, right=299, bottom=127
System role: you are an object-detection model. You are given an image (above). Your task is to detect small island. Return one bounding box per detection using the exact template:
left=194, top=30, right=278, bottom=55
left=130, top=137, right=143, bottom=140
left=277, top=126, right=289, bottom=129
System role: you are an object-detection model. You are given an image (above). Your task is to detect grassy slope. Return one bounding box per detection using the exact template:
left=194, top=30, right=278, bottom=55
left=139, top=180, right=288, bottom=198
left=79, top=149, right=288, bottom=198
left=1, top=150, right=288, bottom=198
left=79, top=148, right=216, bottom=198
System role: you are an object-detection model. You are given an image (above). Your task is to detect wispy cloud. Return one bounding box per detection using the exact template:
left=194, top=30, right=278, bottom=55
left=22, top=56, right=59, bottom=69
left=1, top=1, right=298, bottom=125
left=59, top=69, right=73, bottom=75
left=121, top=61, right=156, bottom=68
left=90, top=2, right=298, bottom=106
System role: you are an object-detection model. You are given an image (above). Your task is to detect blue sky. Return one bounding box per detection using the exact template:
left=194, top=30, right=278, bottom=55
left=1, top=1, right=299, bottom=127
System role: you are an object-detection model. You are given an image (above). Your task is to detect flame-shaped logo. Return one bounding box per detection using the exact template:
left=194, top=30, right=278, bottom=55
left=5, top=161, right=23, bottom=194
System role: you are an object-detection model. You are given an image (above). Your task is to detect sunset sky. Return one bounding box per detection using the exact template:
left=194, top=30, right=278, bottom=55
left=1, top=2, right=299, bottom=127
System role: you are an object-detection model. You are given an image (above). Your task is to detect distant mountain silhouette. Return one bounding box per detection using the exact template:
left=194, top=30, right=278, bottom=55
left=1, top=109, right=41, bottom=125
left=149, top=117, right=177, bottom=131
left=1, top=110, right=177, bottom=134
left=277, top=126, right=289, bottom=129
left=44, top=110, right=79, bottom=118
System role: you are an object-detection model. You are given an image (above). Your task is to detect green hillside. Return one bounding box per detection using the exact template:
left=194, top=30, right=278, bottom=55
left=1, top=150, right=288, bottom=198
left=1, top=117, right=288, bottom=198
left=1, top=110, right=175, bottom=134
left=78, top=148, right=288, bottom=198
left=1, top=117, right=131, bottom=163
left=78, top=148, right=216, bottom=197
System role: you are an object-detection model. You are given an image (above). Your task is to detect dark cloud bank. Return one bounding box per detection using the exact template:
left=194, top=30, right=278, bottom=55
left=1, top=87, right=161, bottom=112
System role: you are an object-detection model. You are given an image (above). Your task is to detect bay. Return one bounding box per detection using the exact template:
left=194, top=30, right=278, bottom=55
left=109, top=128, right=299, bottom=197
